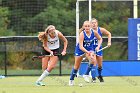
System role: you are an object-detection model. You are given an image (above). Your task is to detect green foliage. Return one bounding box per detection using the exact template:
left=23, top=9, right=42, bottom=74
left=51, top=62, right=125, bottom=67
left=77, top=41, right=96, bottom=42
left=0, top=1, right=139, bottom=69
left=0, top=1, right=139, bottom=36
left=0, top=7, right=15, bottom=36
left=7, top=51, right=41, bottom=69
left=103, top=42, right=127, bottom=60
left=92, top=1, right=130, bottom=36
left=1, top=0, right=76, bottom=36
left=31, top=0, right=76, bottom=36
left=0, top=52, right=5, bottom=69
left=138, top=2, right=140, bottom=17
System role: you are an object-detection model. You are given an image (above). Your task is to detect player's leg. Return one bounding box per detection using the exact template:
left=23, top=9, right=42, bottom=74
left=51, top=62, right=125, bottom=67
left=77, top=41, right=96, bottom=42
left=36, top=57, right=50, bottom=86
left=39, top=47, right=50, bottom=71
left=96, top=56, right=104, bottom=82
left=42, top=57, right=49, bottom=71
left=91, top=57, right=97, bottom=83
left=69, top=56, right=83, bottom=86
left=47, top=56, right=59, bottom=72
left=83, top=53, right=96, bottom=83
left=36, top=56, right=58, bottom=86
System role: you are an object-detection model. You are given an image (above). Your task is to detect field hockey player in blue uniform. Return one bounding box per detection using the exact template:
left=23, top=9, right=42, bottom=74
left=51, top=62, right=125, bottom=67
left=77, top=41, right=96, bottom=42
left=69, top=21, right=102, bottom=86
left=84, top=18, right=111, bottom=83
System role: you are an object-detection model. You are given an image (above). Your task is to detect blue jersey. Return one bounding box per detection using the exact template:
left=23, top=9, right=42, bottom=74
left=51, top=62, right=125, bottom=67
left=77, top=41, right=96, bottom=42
left=75, top=29, right=95, bottom=56
left=93, top=27, right=103, bottom=56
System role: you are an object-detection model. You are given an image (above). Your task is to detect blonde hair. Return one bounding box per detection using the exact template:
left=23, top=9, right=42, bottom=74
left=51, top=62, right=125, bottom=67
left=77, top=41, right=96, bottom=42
left=91, top=18, right=98, bottom=22
left=45, top=25, right=55, bottom=34
left=79, top=21, right=90, bottom=33
left=38, top=25, right=56, bottom=42
left=38, top=32, right=47, bottom=42
left=83, top=20, right=90, bottom=25
left=79, top=26, right=84, bottom=34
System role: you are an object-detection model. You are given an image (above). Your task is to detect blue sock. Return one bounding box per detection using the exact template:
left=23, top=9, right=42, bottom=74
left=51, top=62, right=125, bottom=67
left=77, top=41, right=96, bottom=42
left=70, top=68, right=78, bottom=80
left=91, top=65, right=96, bottom=78
left=85, top=64, right=93, bottom=75
left=98, top=67, right=102, bottom=76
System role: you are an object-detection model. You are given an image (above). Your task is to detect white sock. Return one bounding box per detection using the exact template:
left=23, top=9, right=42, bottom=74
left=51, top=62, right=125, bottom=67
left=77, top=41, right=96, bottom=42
left=36, top=70, right=49, bottom=82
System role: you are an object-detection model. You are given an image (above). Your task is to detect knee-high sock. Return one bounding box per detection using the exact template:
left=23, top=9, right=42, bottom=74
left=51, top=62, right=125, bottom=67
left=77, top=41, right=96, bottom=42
left=98, top=67, right=102, bottom=76
left=85, top=64, right=93, bottom=75
left=70, top=68, right=78, bottom=80
left=91, top=65, right=96, bottom=78
left=36, top=69, right=49, bottom=82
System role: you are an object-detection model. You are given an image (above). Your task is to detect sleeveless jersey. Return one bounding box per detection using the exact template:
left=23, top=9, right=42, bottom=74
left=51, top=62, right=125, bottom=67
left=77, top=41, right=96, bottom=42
left=93, top=27, right=103, bottom=56
left=47, top=30, right=60, bottom=50
left=75, top=29, right=95, bottom=56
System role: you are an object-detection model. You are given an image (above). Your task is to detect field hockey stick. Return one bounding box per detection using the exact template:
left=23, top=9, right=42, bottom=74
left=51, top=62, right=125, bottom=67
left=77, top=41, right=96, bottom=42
left=96, top=45, right=109, bottom=53
left=32, top=54, right=61, bottom=61
left=82, top=46, right=109, bottom=61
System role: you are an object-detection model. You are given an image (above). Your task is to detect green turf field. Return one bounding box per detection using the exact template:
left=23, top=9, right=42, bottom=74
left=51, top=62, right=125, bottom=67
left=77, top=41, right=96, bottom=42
left=0, top=76, right=140, bottom=93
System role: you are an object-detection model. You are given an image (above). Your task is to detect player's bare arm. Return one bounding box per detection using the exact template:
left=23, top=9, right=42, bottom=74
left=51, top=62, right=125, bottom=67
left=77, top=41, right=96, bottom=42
left=100, top=27, right=111, bottom=47
left=58, top=31, right=68, bottom=55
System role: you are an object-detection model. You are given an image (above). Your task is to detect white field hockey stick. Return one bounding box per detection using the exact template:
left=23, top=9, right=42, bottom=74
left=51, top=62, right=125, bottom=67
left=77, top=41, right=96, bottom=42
left=82, top=46, right=109, bottom=61
left=96, top=45, right=109, bottom=53
left=32, top=54, right=61, bottom=61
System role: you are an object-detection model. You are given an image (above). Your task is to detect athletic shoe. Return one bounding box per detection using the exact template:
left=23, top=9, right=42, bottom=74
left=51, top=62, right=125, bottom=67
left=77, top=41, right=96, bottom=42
left=83, top=75, right=90, bottom=83
left=0, top=75, right=5, bottom=79
left=97, top=76, right=104, bottom=82
left=36, top=81, right=45, bottom=86
left=69, top=80, right=74, bottom=86
left=91, top=77, right=96, bottom=83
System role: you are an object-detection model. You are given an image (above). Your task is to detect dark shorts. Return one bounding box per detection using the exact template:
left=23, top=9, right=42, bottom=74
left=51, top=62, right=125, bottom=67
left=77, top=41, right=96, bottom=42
left=41, top=48, right=60, bottom=55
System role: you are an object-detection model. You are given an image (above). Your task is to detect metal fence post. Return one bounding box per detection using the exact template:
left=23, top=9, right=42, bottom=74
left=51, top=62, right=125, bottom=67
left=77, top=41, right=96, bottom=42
left=4, top=41, right=7, bottom=76
left=59, top=55, right=62, bottom=76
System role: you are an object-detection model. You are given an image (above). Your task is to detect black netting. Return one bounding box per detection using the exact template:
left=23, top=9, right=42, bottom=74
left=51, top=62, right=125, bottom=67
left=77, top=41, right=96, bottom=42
left=0, top=36, right=128, bottom=76
left=0, top=36, right=77, bottom=76
left=0, top=0, right=138, bottom=76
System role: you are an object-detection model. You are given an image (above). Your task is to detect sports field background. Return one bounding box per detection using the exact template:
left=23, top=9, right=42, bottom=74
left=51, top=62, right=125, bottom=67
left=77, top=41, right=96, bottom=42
left=0, top=76, right=140, bottom=93
left=0, top=0, right=140, bottom=93
left=0, top=0, right=139, bottom=76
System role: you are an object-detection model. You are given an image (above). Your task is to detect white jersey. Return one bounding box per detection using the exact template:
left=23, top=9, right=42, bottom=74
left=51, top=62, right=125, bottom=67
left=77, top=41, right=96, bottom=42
left=47, top=30, right=60, bottom=50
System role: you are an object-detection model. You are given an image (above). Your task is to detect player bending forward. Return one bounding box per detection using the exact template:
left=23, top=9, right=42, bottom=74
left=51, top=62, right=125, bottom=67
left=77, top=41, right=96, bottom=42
left=83, top=18, right=111, bottom=83
left=69, top=21, right=102, bottom=86
left=36, top=25, right=68, bottom=86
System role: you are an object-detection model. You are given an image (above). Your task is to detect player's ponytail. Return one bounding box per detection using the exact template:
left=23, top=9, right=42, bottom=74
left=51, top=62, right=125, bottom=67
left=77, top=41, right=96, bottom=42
left=38, top=32, right=47, bottom=42
left=79, top=25, right=85, bottom=34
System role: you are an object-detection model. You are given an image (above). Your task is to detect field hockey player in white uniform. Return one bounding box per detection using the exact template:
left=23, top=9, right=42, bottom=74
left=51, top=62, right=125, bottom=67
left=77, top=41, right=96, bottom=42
left=36, top=25, right=68, bottom=86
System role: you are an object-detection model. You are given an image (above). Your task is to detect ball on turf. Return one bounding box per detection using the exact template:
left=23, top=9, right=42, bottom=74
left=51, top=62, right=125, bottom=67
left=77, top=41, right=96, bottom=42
left=79, top=83, right=83, bottom=87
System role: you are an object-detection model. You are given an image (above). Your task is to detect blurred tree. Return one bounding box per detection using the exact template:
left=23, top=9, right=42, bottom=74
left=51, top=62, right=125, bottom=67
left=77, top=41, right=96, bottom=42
left=0, top=7, right=15, bottom=36
left=91, top=1, right=131, bottom=36
left=138, top=2, right=140, bottom=18
left=2, top=0, right=48, bottom=35
left=0, top=0, right=139, bottom=66
left=1, top=0, right=76, bottom=36
left=1, top=0, right=136, bottom=36
left=31, top=0, right=76, bottom=36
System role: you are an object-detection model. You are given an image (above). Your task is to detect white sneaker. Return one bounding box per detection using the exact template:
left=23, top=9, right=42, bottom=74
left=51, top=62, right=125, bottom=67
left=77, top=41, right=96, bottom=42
left=91, top=78, right=96, bottom=83
left=69, top=80, right=74, bottom=86
left=0, top=75, right=5, bottom=79
left=83, top=75, right=90, bottom=83
left=36, top=81, right=45, bottom=86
